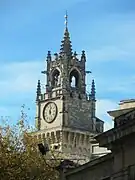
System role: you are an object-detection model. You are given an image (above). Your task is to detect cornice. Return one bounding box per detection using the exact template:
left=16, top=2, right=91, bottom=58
left=95, top=110, right=135, bottom=148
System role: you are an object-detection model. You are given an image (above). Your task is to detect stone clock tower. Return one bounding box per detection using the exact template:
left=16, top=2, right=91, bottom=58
left=35, top=14, right=104, bottom=163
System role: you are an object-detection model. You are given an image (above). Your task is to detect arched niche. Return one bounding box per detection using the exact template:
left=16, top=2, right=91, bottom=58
left=51, top=132, right=55, bottom=143
left=51, top=68, right=61, bottom=87
left=46, top=132, right=51, bottom=144
left=69, top=68, right=81, bottom=88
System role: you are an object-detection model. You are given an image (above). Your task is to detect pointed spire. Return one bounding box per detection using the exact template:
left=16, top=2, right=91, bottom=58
left=73, top=51, right=77, bottom=60
left=65, top=10, right=68, bottom=28
left=36, top=80, right=41, bottom=101
left=91, top=79, right=96, bottom=100
left=46, top=51, right=51, bottom=61
left=81, top=50, right=86, bottom=61
left=60, top=11, right=73, bottom=58
left=54, top=53, right=58, bottom=60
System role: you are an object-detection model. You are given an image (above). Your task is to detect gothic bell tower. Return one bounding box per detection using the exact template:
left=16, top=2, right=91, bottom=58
left=35, top=13, right=104, bottom=163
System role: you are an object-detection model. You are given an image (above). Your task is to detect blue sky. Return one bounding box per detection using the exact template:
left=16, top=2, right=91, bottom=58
left=0, top=0, right=135, bottom=130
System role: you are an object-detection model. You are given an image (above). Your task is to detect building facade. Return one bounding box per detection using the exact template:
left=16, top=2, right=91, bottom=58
left=65, top=100, right=135, bottom=180
left=34, top=14, right=105, bottom=163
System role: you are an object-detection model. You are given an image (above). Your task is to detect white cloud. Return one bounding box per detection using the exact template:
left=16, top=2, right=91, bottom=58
left=96, top=76, right=135, bottom=94
left=0, top=61, right=44, bottom=95
left=84, top=14, right=135, bottom=63
left=96, top=99, right=118, bottom=131
left=88, top=45, right=135, bottom=62
left=96, top=99, right=118, bottom=117
left=0, top=60, right=46, bottom=124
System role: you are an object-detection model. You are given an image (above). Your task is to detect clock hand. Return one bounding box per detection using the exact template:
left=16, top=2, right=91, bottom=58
left=50, top=105, right=52, bottom=114
left=49, top=106, right=51, bottom=114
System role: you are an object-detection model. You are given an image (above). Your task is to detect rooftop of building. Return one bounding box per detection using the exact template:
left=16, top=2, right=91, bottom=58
left=96, top=108, right=135, bottom=148
left=65, top=153, right=113, bottom=176
left=119, top=99, right=135, bottom=104
left=107, top=107, right=135, bottom=119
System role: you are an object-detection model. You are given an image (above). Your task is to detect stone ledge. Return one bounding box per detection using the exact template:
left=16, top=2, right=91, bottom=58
left=95, top=114, right=135, bottom=148
left=65, top=153, right=113, bottom=175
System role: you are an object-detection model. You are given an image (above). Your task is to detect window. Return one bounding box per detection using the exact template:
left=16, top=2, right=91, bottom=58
left=69, top=69, right=80, bottom=88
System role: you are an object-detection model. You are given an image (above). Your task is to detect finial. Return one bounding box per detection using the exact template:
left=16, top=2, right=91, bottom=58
left=81, top=50, right=86, bottom=61
left=36, top=80, right=41, bottom=101
left=74, top=51, right=77, bottom=56
left=54, top=53, right=58, bottom=60
left=64, top=11, right=68, bottom=28
left=73, top=51, right=77, bottom=59
left=47, top=51, right=51, bottom=61
left=59, top=11, right=72, bottom=58
left=91, top=79, right=96, bottom=101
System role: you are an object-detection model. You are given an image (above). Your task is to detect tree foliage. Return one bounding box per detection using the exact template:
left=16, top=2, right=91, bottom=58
left=0, top=108, right=59, bottom=180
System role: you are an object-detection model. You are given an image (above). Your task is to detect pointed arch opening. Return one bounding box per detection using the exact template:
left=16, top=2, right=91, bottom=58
left=51, top=69, right=61, bottom=87
left=69, top=69, right=80, bottom=88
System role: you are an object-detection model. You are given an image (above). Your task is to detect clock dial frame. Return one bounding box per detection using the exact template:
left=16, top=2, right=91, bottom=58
left=43, top=102, right=58, bottom=123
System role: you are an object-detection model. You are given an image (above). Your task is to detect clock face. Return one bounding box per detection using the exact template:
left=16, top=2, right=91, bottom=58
left=43, top=102, right=57, bottom=123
